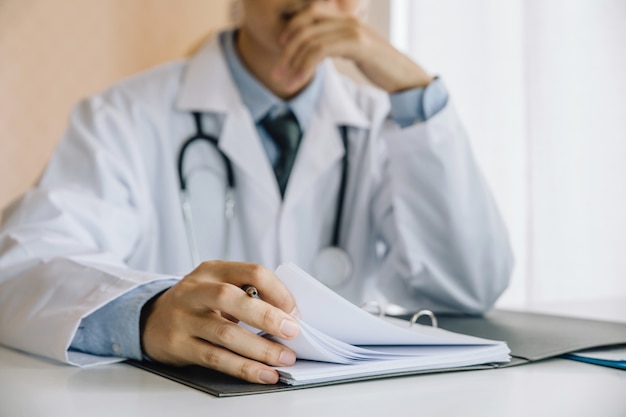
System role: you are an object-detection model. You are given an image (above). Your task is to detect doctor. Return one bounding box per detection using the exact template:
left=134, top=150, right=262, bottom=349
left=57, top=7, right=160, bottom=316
left=0, top=0, right=513, bottom=385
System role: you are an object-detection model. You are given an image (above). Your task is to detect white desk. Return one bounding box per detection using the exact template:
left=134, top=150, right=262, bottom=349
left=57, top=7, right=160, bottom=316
left=1, top=304, right=625, bottom=417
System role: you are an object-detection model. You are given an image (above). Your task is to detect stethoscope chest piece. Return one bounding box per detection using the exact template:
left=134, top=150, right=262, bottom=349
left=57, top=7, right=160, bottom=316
left=312, top=246, right=353, bottom=288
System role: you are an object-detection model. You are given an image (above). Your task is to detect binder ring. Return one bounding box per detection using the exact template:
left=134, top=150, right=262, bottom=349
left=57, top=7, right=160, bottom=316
left=410, top=310, right=438, bottom=328
left=360, top=301, right=385, bottom=317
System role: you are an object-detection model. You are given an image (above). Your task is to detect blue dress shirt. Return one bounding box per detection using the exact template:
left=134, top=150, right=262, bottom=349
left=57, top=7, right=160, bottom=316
left=69, top=30, right=449, bottom=360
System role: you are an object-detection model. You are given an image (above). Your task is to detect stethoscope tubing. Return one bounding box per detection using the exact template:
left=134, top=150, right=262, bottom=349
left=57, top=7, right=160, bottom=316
left=333, top=126, right=349, bottom=248
left=177, top=113, right=235, bottom=191
left=178, top=112, right=235, bottom=265
left=177, top=112, right=348, bottom=268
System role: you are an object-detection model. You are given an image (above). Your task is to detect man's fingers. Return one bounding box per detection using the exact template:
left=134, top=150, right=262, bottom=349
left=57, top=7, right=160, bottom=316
left=234, top=296, right=301, bottom=339
left=286, top=29, right=352, bottom=85
left=178, top=263, right=300, bottom=340
left=141, top=261, right=301, bottom=385
left=184, top=281, right=300, bottom=339
left=191, top=313, right=297, bottom=366
left=280, top=1, right=341, bottom=45
left=184, top=338, right=283, bottom=384
left=191, top=261, right=298, bottom=316
left=275, top=18, right=363, bottom=87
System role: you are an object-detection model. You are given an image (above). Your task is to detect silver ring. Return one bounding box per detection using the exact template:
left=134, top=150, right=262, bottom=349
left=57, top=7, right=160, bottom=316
left=409, top=310, right=438, bottom=328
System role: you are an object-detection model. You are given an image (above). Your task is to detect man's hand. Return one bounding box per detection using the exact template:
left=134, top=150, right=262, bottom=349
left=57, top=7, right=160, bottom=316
left=273, top=2, right=434, bottom=94
left=140, top=261, right=300, bottom=384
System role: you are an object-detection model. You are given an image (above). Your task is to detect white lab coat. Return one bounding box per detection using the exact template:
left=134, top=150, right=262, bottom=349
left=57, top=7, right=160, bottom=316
left=0, top=36, right=513, bottom=366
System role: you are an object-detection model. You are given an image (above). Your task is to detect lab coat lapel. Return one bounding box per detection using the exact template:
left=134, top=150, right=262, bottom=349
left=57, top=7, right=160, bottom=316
left=284, top=60, right=370, bottom=205
left=219, top=108, right=281, bottom=202
left=176, top=34, right=280, bottom=203
left=176, top=37, right=373, bottom=207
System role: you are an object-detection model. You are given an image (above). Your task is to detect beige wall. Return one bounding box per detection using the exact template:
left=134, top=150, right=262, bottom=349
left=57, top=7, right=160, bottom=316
left=0, top=0, right=231, bottom=215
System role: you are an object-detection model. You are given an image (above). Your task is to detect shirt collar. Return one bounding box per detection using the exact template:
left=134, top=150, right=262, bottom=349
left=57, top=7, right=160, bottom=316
left=220, top=30, right=323, bottom=131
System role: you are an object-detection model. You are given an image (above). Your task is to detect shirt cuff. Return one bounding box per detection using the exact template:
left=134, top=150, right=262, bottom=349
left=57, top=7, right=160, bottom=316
left=69, top=279, right=178, bottom=360
left=389, top=77, right=449, bottom=128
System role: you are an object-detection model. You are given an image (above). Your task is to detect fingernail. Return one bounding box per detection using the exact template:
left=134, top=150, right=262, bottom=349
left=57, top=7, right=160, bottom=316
left=280, top=318, right=299, bottom=338
left=290, top=306, right=301, bottom=319
left=279, top=350, right=296, bottom=366
left=258, top=369, right=278, bottom=384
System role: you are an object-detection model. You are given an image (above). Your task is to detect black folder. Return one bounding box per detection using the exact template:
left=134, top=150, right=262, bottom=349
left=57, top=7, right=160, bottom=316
left=128, top=310, right=626, bottom=397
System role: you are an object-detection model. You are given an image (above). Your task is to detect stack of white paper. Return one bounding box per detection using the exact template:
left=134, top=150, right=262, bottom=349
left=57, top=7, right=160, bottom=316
left=270, top=263, right=510, bottom=386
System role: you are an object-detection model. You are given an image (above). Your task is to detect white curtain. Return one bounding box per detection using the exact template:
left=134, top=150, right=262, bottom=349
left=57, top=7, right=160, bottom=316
left=389, top=0, right=626, bottom=308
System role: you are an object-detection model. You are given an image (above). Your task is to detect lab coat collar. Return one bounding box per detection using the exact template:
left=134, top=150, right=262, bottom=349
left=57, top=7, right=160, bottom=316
left=176, top=34, right=371, bottom=203
left=176, top=34, right=240, bottom=114
left=317, top=59, right=371, bottom=129
left=177, top=36, right=280, bottom=201
left=283, top=59, right=372, bottom=204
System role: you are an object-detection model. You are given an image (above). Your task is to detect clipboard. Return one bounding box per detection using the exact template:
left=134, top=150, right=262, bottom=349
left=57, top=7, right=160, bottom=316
left=437, top=310, right=626, bottom=366
left=127, top=309, right=626, bottom=397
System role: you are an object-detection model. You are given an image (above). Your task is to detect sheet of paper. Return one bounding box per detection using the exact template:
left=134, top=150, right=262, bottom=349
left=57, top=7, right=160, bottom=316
left=275, top=343, right=511, bottom=385
left=272, top=263, right=509, bottom=364
left=275, top=263, right=504, bottom=345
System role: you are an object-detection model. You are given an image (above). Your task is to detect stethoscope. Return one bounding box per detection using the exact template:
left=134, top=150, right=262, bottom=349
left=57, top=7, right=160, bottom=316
left=177, top=112, right=353, bottom=287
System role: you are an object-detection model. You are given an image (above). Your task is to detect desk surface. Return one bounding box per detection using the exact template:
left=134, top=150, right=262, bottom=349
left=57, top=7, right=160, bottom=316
left=2, top=303, right=625, bottom=417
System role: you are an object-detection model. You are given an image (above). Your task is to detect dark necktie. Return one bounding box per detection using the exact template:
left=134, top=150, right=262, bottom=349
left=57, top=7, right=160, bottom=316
left=260, top=110, right=302, bottom=198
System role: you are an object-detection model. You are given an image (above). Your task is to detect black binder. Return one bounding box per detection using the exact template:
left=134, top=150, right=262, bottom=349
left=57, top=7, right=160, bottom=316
left=128, top=310, right=626, bottom=397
